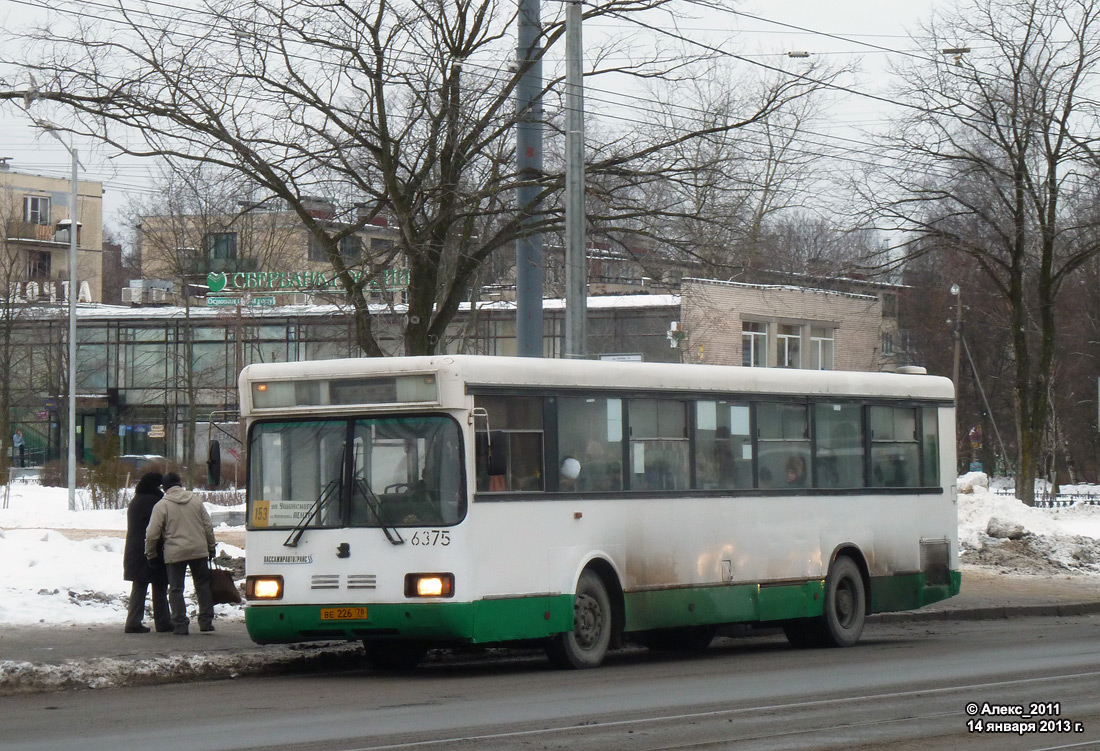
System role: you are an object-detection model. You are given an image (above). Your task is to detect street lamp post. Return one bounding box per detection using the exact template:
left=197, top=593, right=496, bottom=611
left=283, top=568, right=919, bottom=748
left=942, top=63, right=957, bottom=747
left=950, top=283, right=963, bottom=473
left=950, top=284, right=962, bottom=395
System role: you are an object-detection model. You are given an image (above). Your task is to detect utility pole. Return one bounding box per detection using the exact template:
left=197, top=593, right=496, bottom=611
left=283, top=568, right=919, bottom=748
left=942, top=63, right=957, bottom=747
left=516, top=0, right=544, bottom=357
left=563, top=0, right=586, bottom=358
left=67, top=147, right=78, bottom=511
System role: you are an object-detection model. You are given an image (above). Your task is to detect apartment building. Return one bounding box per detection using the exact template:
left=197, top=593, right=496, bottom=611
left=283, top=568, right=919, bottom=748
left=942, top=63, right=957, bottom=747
left=0, top=159, right=105, bottom=302
left=135, top=198, right=401, bottom=305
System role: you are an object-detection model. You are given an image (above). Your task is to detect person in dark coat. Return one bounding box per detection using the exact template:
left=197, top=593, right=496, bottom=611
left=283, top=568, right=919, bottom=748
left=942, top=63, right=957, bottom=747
left=123, top=471, right=172, bottom=633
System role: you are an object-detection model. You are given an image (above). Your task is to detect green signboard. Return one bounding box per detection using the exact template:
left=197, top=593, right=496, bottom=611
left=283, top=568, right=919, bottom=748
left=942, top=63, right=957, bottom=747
left=206, top=295, right=277, bottom=308
left=206, top=267, right=409, bottom=294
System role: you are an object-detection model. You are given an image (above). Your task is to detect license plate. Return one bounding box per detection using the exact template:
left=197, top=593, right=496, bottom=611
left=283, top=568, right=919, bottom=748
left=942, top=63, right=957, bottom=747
left=320, top=607, right=368, bottom=621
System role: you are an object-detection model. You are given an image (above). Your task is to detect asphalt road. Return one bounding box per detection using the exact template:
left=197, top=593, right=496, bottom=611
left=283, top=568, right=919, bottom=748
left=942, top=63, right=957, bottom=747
left=3, top=616, right=1100, bottom=751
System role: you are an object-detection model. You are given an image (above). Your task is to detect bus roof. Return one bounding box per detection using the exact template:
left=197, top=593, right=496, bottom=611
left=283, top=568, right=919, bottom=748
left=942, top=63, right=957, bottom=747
left=239, top=355, right=955, bottom=402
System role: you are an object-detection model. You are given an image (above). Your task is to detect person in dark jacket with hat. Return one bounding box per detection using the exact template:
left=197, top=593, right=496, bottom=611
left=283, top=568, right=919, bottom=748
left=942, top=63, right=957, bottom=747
left=146, top=472, right=217, bottom=635
left=123, top=471, right=172, bottom=633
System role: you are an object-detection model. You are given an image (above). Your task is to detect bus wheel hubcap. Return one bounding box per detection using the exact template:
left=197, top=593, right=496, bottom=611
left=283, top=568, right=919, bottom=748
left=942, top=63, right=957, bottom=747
left=835, top=581, right=854, bottom=627
left=575, top=594, right=602, bottom=648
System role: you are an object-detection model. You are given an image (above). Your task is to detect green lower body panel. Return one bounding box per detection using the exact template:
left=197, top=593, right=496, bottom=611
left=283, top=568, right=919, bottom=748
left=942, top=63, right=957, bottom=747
left=623, top=580, right=826, bottom=632
left=246, top=595, right=574, bottom=645
left=245, top=570, right=962, bottom=645
left=623, top=569, right=962, bottom=632
left=869, top=569, right=962, bottom=613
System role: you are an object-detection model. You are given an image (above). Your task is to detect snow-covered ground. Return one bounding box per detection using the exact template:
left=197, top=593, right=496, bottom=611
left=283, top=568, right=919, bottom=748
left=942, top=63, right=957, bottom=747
left=2, top=473, right=1099, bottom=628
left=0, top=482, right=245, bottom=627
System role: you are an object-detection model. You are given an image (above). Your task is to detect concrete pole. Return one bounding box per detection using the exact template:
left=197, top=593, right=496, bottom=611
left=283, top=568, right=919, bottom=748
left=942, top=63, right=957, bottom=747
left=516, top=0, right=544, bottom=357
left=563, top=0, right=586, bottom=358
left=68, top=148, right=78, bottom=511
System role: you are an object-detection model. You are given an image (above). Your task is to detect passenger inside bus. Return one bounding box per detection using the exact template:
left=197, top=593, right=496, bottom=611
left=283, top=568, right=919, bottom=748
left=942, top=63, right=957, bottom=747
left=784, top=455, right=808, bottom=488
left=559, top=456, right=581, bottom=491
left=873, top=452, right=910, bottom=487
left=714, top=426, right=738, bottom=487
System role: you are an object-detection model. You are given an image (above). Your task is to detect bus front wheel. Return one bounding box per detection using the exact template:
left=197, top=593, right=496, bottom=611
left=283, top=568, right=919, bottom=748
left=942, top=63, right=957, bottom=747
left=547, top=570, right=612, bottom=669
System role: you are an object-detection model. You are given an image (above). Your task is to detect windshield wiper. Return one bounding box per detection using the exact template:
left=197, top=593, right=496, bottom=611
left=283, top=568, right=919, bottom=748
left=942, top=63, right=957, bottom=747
left=354, top=477, right=405, bottom=545
left=283, top=478, right=342, bottom=548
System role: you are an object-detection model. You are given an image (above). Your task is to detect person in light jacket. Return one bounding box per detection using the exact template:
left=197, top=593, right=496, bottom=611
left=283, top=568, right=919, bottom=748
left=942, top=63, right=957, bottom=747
left=145, top=472, right=217, bottom=635
left=123, top=472, right=172, bottom=633
left=12, top=429, right=25, bottom=468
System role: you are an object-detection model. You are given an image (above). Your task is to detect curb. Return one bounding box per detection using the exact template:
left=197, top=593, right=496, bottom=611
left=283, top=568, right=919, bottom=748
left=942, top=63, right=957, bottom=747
left=870, top=602, right=1100, bottom=624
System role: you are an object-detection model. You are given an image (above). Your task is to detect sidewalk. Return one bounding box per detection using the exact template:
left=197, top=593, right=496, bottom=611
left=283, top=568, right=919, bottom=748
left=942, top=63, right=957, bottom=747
left=871, top=566, right=1100, bottom=622
left=1, top=566, right=1098, bottom=692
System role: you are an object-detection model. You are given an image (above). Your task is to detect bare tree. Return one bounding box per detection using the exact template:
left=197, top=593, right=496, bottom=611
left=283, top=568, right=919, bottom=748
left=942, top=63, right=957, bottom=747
left=2, top=0, right=831, bottom=356
left=0, top=182, right=61, bottom=472
left=579, top=64, right=844, bottom=282
left=869, top=0, right=1100, bottom=504
left=128, top=163, right=304, bottom=283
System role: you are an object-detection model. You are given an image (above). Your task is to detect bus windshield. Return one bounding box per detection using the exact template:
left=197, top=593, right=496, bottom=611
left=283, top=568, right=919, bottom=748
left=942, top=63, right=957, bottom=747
left=248, top=415, right=466, bottom=531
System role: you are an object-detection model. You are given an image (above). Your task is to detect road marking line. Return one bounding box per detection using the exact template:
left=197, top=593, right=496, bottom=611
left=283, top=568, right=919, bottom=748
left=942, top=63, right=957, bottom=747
left=341, top=669, right=1100, bottom=750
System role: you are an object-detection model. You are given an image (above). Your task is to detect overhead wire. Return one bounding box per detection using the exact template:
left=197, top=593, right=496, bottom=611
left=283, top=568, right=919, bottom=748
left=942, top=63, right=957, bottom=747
left=1, top=0, right=918, bottom=171
left=1, top=0, right=1079, bottom=200
left=0, top=0, right=891, bottom=185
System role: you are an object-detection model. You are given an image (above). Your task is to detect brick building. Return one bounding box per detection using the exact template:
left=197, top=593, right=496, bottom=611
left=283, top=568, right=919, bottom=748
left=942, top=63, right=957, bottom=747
left=681, top=278, right=900, bottom=372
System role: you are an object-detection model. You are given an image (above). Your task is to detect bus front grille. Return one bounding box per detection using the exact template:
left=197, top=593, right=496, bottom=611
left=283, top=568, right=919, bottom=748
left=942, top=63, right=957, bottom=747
left=309, top=574, right=377, bottom=590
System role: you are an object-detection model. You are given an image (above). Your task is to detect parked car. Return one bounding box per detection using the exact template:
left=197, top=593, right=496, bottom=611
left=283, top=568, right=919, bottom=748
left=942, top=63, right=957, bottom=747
left=119, top=454, right=168, bottom=472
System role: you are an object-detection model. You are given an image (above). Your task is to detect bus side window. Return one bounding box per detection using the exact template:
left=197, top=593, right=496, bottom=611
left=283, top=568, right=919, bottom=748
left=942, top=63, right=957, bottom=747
left=757, top=402, right=810, bottom=490
left=921, top=407, right=940, bottom=486
left=813, top=403, right=864, bottom=489
left=870, top=405, right=920, bottom=488
left=558, top=396, right=623, bottom=492
left=473, top=395, right=545, bottom=492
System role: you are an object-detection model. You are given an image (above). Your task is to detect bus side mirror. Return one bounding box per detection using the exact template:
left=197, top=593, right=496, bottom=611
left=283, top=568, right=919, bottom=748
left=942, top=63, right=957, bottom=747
left=208, top=440, right=222, bottom=487
left=476, top=431, right=508, bottom=477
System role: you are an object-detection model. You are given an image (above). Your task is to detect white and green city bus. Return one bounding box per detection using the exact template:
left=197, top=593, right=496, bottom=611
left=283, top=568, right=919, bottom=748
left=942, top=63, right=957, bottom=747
left=241, top=355, right=959, bottom=669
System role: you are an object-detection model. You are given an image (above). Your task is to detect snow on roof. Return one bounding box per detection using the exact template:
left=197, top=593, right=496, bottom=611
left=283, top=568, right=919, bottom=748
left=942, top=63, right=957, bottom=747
left=21, top=293, right=683, bottom=323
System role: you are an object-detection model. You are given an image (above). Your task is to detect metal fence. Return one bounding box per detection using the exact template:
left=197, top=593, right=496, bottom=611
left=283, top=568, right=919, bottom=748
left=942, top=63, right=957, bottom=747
left=991, top=488, right=1100, bottom=508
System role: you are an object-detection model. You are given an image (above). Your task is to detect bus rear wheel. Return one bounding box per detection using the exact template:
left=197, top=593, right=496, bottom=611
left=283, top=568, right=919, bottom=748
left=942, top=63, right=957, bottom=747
left=547, top=570, right=612, bottom=669
left=785, top=556, right=866, bottom=649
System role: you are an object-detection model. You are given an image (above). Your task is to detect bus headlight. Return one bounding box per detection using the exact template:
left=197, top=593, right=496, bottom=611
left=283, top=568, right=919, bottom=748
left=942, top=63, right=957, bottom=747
left=404, top=573, right=454, bottom=598
left=246, top=575, right=284, bottom=600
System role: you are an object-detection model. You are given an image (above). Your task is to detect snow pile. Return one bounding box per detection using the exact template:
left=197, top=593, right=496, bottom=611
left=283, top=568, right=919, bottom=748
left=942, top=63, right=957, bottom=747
left=959, top=474, right=1100, bottom=574
left=0, top=643, right=366, bottom=693
left=957, top=471, right=990, bottom=494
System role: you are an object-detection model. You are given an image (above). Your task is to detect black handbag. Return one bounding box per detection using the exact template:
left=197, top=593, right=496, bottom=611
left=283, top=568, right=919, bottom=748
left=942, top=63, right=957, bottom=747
left=209, top=560, right=242, bottom=605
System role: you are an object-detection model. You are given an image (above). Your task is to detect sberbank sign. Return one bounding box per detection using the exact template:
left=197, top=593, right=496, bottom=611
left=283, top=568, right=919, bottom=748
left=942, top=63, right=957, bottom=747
left=206, top=268, right=409, bottom=293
